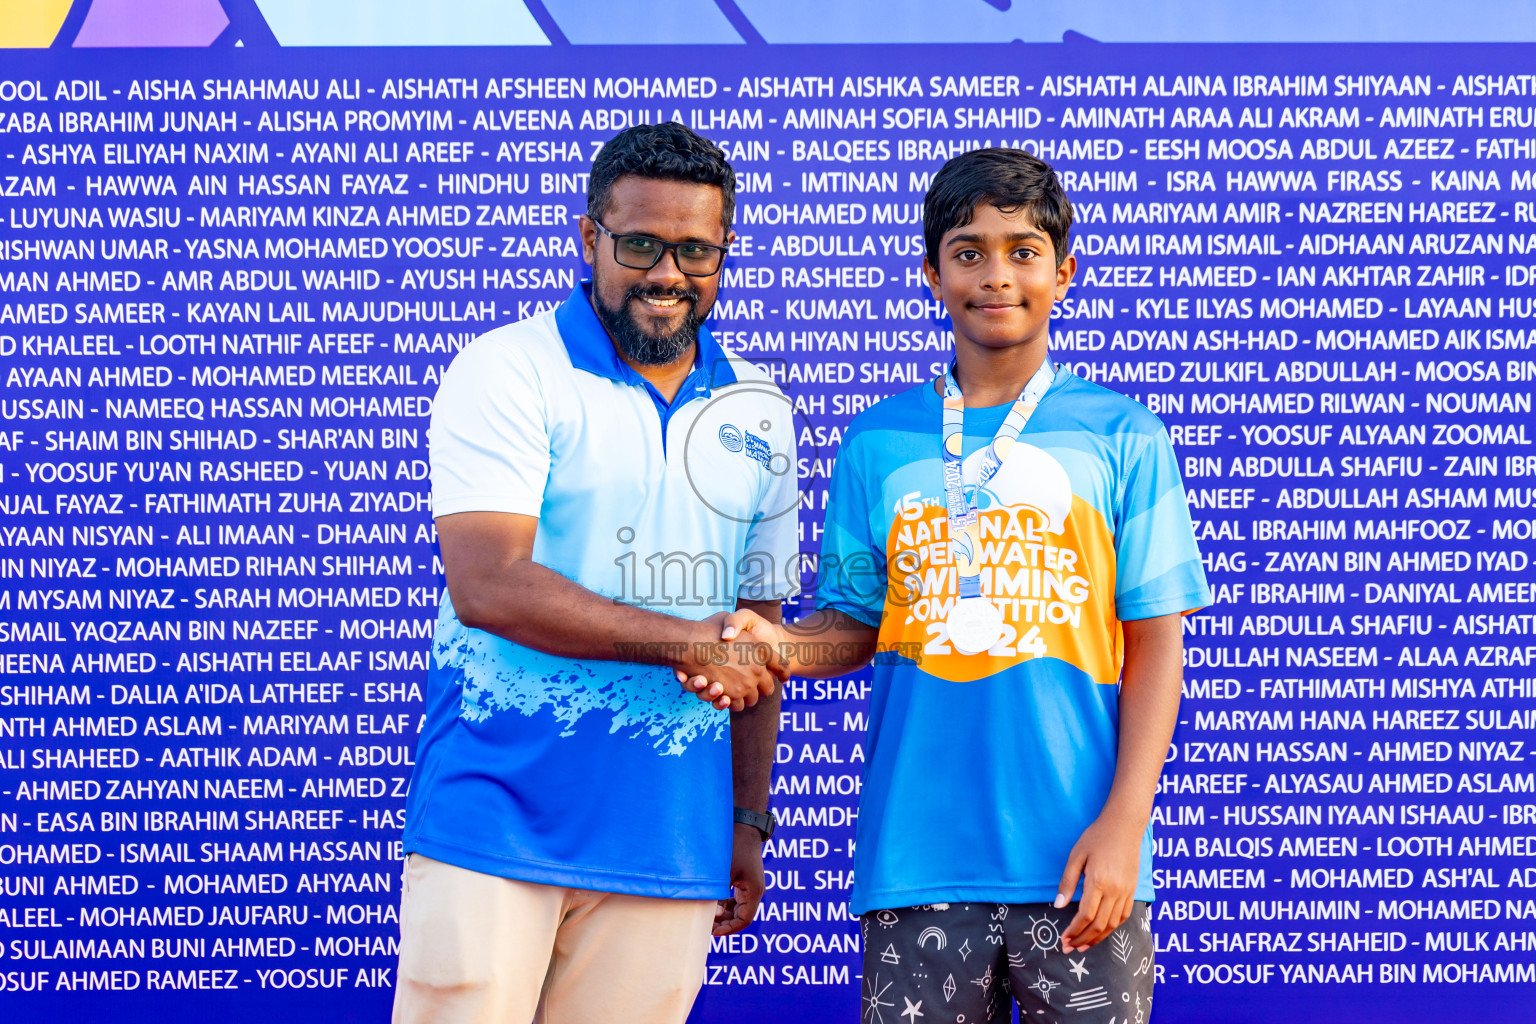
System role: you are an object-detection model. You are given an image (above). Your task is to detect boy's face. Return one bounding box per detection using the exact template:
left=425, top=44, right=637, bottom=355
left=922, top=202, right=1076, bottom=354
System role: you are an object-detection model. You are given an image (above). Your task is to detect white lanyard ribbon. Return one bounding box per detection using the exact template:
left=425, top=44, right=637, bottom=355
left=939, top=358, right=1054, bottom=654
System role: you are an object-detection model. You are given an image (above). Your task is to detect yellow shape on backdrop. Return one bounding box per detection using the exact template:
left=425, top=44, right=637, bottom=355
left=0, top=0, right=74, bottom=46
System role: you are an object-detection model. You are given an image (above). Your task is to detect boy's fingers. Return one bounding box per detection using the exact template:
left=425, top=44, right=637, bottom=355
left=720, top=609, right=762, bottom=641
left=1079, top=893, right=1119, bottom=949
left=1062, top=883, right=1100, bottom=951
left=1055, top=851, right=1086, bottom=911
left=1085, top=893, right=1133, bottom=949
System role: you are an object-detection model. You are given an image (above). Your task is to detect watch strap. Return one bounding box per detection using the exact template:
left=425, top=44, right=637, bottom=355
left=733, top=806, right=775, bottom=841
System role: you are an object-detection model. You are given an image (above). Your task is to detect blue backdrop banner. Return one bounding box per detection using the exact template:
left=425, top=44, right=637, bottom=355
left=1, top=17, right=1536, bottom=1024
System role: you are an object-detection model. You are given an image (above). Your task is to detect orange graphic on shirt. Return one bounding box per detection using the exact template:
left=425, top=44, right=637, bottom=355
left=876, top=443, right=1121, bottom=685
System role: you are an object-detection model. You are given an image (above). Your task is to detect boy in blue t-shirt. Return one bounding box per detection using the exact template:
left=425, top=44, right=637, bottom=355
left=683, top=148, right=1211, bottom=1021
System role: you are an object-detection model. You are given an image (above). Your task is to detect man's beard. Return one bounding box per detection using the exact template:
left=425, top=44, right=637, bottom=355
left=592, top=280, right=705, bottom=366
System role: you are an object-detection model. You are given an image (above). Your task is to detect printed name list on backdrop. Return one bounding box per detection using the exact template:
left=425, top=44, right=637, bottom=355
left=0, top=43, right=1534, bottom=1024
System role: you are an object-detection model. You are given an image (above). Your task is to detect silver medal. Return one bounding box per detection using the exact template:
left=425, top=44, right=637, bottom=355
left=946, top=596, right=1005, bottom=656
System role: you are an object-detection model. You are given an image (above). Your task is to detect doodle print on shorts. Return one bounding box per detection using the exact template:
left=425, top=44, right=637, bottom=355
left=1028, top=970, right=1060, bottom=1004
left=863, top=972, right=896, bottom=1023
left=1026, top=913, right=1062, bottom=956
left=1065, top=986, right=1113, bottom=1011
left=987, top=904, right=1007, bottom=945
left=864, top=902, right=1153, bottom=1024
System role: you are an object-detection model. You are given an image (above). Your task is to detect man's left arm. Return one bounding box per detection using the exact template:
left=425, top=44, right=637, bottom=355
left=1056, top=612, right=1182, bottom=952
left=715, top=597, right=783, bottom=936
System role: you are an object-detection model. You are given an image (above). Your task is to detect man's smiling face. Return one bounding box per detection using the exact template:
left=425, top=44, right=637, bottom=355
left=581, top=175, right=732, bottom=366
left=922, top=201, right=1076, bottom=355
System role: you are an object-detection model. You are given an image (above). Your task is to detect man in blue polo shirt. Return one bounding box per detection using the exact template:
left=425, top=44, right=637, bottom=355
left=394, top=123, right=799, bottom=1024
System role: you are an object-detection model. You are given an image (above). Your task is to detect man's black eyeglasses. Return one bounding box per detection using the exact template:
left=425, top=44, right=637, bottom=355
left=593, top=221, right=728, bottom=277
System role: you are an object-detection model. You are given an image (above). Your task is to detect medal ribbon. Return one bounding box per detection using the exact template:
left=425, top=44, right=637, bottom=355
left=941, top=357, right=1056, bottom=601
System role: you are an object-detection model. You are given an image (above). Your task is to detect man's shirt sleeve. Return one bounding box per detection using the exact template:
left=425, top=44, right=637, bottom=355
left=429, top=337, right=551, bottom=519
left=738, top=410, right=801, bottom=602
left=814, top=437, right=886, bottom=628
left=1113, top=427, right=1212, bottom=620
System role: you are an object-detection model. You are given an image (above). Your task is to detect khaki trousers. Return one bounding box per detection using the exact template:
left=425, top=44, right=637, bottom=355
left=392, top=854, right=716, bottom=1024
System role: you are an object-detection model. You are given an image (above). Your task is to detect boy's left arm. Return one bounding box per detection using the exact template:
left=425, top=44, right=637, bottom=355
left=1056, top=612, right=1183, bottom=952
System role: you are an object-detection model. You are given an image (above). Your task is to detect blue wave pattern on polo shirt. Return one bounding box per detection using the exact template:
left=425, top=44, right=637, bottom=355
left=438, top=617, right=723, bottom=754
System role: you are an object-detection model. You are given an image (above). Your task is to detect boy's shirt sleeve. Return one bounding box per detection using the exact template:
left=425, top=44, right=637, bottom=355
left=1114, top=426, right=1213, bottom=620
left=815, top=436, right=886, bottom=628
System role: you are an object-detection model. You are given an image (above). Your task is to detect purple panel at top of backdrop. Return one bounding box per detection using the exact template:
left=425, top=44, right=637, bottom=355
left=73, top=0, right=229, bottom=46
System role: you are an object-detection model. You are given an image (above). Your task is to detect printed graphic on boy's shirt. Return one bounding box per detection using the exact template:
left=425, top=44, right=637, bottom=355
left=877, top=440, right=1120, bottom=685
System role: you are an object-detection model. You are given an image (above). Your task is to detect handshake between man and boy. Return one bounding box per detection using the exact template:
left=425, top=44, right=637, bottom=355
left=394, top=121, right=1209, bottom=1024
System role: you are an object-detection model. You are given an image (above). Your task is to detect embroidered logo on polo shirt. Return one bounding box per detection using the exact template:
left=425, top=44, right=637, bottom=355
left=743, top=431, right=771, bottom=468
left=719, top=423, right=772, bottom=468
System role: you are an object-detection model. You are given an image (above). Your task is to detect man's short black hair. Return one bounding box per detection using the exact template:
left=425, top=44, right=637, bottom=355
left=587, top=122, right=735, bottom=234
left=922, top=148, right=1073, bottom=268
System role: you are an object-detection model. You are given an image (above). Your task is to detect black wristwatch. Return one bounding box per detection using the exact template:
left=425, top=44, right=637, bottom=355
left=733, top=807, right=776, bottom=841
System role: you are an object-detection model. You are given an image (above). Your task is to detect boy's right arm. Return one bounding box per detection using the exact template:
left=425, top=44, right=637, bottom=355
left=726, top=607, right=878, bottom=679
left=679, top=418, right=884, bottom=692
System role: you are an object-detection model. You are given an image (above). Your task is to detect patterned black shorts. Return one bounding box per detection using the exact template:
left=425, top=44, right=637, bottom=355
left=858, top=901, right=1155, bottom=1024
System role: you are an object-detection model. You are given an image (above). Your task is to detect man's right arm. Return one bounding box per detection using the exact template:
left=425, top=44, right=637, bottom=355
left=439, top=510, right=783, bottom=708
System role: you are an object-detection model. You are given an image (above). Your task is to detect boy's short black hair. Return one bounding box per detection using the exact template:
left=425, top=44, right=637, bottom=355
left=922, top=148, right=1073, bottom=268
left=587, top=122, right=735, bottom=234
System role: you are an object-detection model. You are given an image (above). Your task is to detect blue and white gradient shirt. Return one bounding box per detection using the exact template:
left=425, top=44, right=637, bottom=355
left=404, top=282, right=800, bottom=898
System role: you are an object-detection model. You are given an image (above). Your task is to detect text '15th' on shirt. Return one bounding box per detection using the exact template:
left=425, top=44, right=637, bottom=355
left=404, top=283, right=799, bottom=899
left=815, top=366, right=1211, bottom=914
